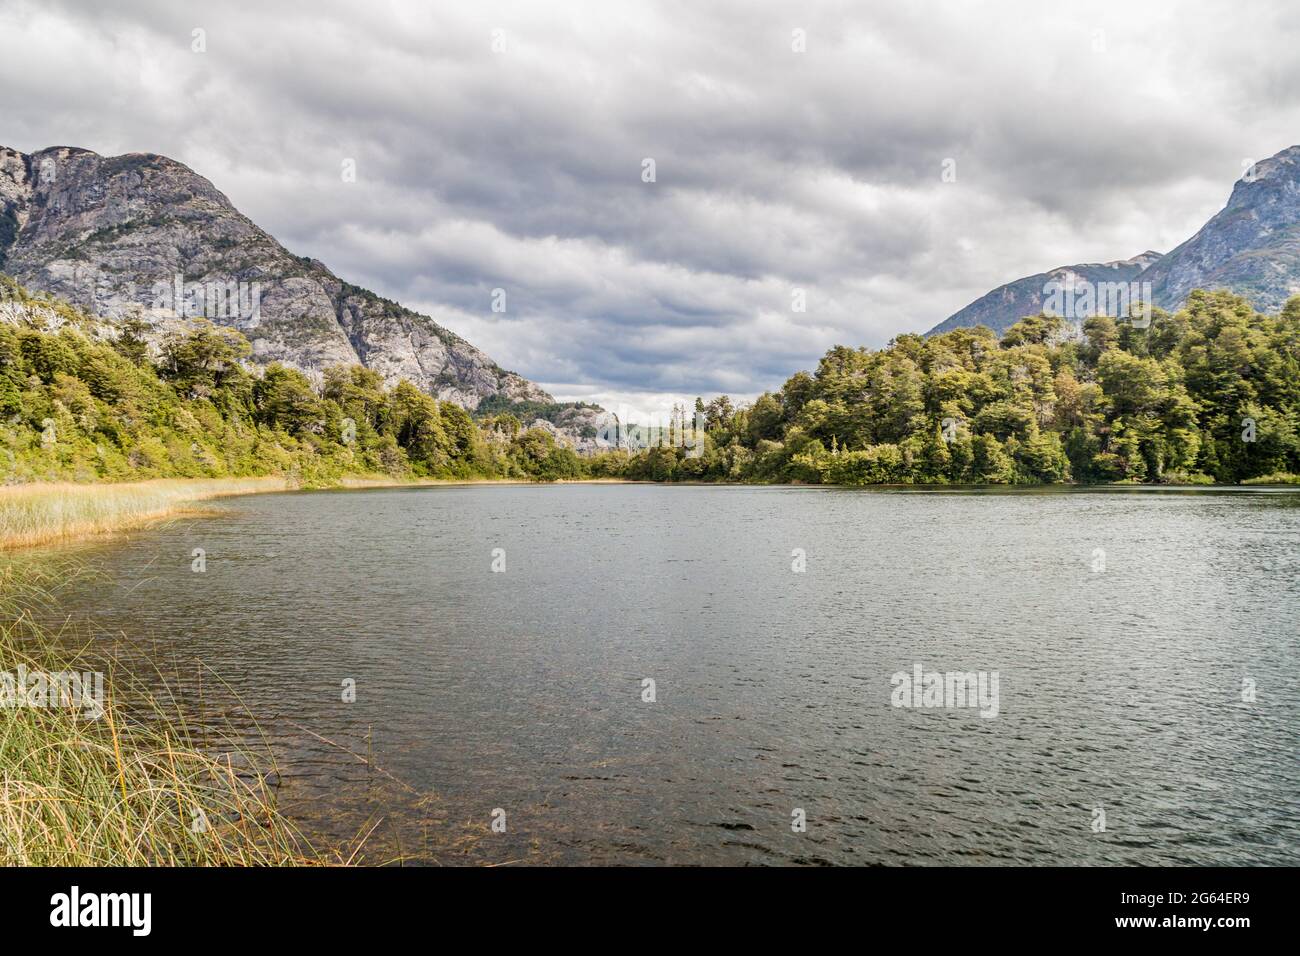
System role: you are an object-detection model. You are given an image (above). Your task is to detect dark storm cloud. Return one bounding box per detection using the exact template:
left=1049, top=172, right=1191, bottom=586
left=2, top=0, right=1299, bottom=414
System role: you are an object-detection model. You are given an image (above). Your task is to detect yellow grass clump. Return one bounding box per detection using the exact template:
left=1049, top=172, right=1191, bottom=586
left=0, top=563, right=314, bottom=865
left=0, top=478, right=294, bottom=550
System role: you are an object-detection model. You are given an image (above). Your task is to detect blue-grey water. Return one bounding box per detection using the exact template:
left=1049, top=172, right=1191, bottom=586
left=34, top=484, right=1300, bottom=865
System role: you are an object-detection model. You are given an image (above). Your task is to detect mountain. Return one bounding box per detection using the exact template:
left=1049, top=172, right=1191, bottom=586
left=0, top=145, right=550, bottom=412
left=927, top=143, right=1300, bottom=336
left=925, top=252, right=1162, bottom=337
left=1139, top=145, right=1300, bottom=313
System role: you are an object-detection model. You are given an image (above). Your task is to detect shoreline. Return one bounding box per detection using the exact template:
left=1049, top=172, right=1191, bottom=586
left=0, top=474, right=648, bottom=551
left=0, top=561, right=315, bottom=865
left=5, top=474, right=1298, bottom=552
left=0, top=477, right=293, bottom=551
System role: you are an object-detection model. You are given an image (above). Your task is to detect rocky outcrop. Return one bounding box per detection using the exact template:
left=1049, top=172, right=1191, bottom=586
left=0, top=145, right=551, bottom=410
left=928, top=144, right=1300, bottom=335
left=1138, top=145, right=1300, bottom=314
left=926, top=252, right=1161, bottom=337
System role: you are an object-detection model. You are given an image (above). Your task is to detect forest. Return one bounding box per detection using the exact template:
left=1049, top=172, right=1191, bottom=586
left=0, top=275, right=585, bottom=484
left=3, top=273, right=1298, bottom=487
left=612, top=289, right=1300, bottom=485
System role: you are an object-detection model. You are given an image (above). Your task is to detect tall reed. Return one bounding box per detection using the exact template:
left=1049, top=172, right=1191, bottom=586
left=0, top=478, right=293, bottom=551
left=0, top=562, right=313, bottom=865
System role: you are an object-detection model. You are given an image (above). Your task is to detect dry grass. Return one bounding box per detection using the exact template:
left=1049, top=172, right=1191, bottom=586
left=0, top=562, right=316, bottom=865
left=0, top=478, right=294, bottom=551
left=0, top=474, right=640, bottom=553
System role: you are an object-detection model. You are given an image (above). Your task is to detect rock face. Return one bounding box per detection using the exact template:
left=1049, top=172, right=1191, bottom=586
left=928, top=143, right=1300, bottom=335
left=0, top=145, right=552, bottom=410
left=925, top=252, right=1162, bottom=337
left=1138, top=145, right=1300, bottom=314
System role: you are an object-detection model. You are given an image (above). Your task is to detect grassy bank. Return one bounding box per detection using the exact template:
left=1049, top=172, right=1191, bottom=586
left=0, top=477, right=297, bottom=551
left=1242, top=472, right=1300, bottom=485
left=0, top=563, right=311, bottom=865
left=0, top=474, right=647, bottom=551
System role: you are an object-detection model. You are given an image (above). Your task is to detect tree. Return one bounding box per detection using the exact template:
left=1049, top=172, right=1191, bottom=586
left=387, top=381, right=451, bottom=472
left=112, top=316, right=153, bottom=367
left=253, top=364, right=325, bottom=435
left=158, top=321, right=251, bottom=397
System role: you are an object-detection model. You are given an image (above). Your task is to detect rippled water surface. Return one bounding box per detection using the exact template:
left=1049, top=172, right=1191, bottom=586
left=40, top=484, right=1300, bottom=864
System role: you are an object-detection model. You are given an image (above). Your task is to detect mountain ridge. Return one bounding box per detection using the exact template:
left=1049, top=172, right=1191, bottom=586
left=0, top=144, right=552, bottom=413
left=1139, top=144, right=1300, bottom=313
left=925, top=251, right=1163, bottom=338
left=927, top=144, right=1300, bottom=336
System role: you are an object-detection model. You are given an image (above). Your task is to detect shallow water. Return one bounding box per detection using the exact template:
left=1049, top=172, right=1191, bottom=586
left=34, top=484, right=1300, bottom=864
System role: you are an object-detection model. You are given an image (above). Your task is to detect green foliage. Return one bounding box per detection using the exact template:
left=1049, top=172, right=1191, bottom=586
left=0, top=280, right=598, bottom=485
left=4, top=276, right=1297, bottom=489
left=473, top=393, right=601, bottom=428
left=628, top=290, right=1300, bottom=485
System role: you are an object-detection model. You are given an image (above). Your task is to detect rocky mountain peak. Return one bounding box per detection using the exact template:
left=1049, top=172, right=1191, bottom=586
left=928, top=144, right=1300, bottom=335
left=1138, top=144, right=1300, bottom=314
left=925, top=252, right=1162, bottom=338
left=0, top=144, right=555, bottom=413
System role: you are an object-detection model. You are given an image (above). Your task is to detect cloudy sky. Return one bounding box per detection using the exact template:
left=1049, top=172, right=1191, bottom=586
left=2, top=0, right=1298, bottom=416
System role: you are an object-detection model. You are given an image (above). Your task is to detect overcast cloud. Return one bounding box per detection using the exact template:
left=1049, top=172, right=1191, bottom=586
left=2, top=0, right=1299, bottom=416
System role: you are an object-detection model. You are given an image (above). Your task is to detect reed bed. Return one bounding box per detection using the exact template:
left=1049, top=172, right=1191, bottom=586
left=0, top=478, right=294, bottom=550
left=0, top=562, right=316, bottom=865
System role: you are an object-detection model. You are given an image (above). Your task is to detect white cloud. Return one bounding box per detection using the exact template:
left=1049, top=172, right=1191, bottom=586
left=1, top=0, right=1297, bottom=407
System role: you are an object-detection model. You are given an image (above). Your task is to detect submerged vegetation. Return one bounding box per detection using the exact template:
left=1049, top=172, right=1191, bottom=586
left=0, top=563, right=311, bottom=865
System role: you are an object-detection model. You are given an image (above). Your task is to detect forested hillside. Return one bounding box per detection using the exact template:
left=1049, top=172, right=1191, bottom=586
left=0, top=275, right=585, bottom=484
left=622, top=290, right=1300, bottom=485
left=4, top=273, right=1298, bottom=487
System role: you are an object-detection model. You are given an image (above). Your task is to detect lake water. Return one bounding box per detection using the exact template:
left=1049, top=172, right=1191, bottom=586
left=31, top=484, right=1300, bottom=865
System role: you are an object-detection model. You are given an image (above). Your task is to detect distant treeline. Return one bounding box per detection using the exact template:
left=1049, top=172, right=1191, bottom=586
left=611, top=289, right=1300, bottom=485
left=3, top=274, right=1298, bottom=487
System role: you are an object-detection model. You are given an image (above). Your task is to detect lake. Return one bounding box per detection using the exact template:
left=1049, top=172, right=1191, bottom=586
left=33, top=483, right=1300, bottom=865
